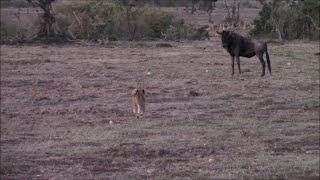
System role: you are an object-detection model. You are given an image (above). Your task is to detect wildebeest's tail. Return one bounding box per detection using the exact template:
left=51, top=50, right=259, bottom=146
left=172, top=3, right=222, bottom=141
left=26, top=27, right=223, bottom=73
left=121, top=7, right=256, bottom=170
left=265, top=43, right=271, bottom=74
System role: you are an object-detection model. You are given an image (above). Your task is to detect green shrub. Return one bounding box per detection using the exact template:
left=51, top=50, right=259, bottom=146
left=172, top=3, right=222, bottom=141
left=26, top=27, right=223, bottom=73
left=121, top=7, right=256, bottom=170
left=0, top=21, right=27, bottom=44
left=250, top=0, right=319, bottom=40
left=166, top=25, right=182, bottom=40
left=1, top=1, right=208, bottom=43
left=54, top=2, right=174, bottom=41
left=54, top=2, right=124, bottom=40
left=139, top=6, right=173, bottom=38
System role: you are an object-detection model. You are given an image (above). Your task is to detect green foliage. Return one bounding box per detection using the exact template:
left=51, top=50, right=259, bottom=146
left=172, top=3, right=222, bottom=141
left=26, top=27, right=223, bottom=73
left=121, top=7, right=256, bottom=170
left=0, top=21, right=27, bottom=44
left=55, top=1, right=123, bottom=40
left=250, top=0, right=319, bottom=40
left=54, top=1, right=210, bottom=41
left=165, top=19, right=209, bottom=41
left=139, top=7, right=173, bottom=38
left=166, top=24, right=187, bottom=40
left=1, top=1, right=210, bottom=43
left=188, top=26, right=209, bottom=40
left=54, top=2, right=174, bottom=41
left=294, top=0, right=320, bottom=30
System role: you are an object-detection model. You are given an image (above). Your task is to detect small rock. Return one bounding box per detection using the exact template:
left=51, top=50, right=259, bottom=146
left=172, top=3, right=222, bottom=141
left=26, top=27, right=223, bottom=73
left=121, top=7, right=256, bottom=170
left=189, top=90, right=200, bottom=97
left=147, top=169, right=155, bottom=174
left=109, top=120, right=113, bottom=124
left=306, top=150, right=319, bottom=154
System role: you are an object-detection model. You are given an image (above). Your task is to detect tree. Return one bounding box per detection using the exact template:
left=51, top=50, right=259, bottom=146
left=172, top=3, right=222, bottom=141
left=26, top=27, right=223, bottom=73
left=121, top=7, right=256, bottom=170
left=191, top=0, right=200, bottom=14
left=125, top=2, right=144, bottom=41
left=223, top=0, right=239, bottom=23
left=294, top=0, right=320, bottom=30
left=202, top=0, right=218, bottom=23
left=268, top=3, right=286, bottom=40
left=26, top=0, right=56, bottom=37
left=250, top=0, right=319, bottom=40
left=191, top=0, right=218, bottom=22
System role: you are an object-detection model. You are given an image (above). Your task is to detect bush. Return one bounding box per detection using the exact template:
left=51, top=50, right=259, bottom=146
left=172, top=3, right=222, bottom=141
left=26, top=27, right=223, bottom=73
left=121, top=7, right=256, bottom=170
left=1, top=1, right=209, bottom=44
left=165, top=19, right=209, bottom=41
left=139, top=6, right=173, bottom=38
left=0, top=18, right=28, bottom=44
left=166, top=24, right=187, bottom=40
left=250, top=0, right=319, bottom=40
left=54, top=2, right=122, bottom=40
left=54, top=2, right=174, bottom=41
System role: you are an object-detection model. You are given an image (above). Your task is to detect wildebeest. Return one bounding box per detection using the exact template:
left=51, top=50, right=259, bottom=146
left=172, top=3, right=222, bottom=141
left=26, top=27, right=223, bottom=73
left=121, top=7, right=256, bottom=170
left=217, top=30, right=271, bottom=76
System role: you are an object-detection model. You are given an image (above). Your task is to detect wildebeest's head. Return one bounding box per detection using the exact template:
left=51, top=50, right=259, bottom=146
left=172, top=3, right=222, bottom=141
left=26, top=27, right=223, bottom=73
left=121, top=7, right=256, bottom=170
left=217, top=30, right=232, bottom=49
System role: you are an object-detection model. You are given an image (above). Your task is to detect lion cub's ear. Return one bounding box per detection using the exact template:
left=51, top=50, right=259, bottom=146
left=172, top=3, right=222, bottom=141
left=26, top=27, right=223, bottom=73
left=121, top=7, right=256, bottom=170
left=132, top=88, right=138, bottom=95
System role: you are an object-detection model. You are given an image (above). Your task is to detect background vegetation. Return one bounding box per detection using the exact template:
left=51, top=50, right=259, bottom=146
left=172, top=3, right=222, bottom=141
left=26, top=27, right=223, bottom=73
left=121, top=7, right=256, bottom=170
left=1, top=0, right=214, bottom=43
left=250, top=0, right=320, bottom=40
left=0, top=0, right=319, bottom=43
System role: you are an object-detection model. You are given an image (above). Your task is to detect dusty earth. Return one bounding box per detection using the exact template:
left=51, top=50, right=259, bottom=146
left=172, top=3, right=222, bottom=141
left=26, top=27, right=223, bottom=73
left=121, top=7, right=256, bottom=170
left=1, top=37, right=319, bottom=179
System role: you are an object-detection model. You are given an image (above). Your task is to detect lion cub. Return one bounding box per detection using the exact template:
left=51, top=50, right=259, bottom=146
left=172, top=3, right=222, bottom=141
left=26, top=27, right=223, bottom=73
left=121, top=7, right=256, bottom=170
left=131, top=88, right=145, bottom=118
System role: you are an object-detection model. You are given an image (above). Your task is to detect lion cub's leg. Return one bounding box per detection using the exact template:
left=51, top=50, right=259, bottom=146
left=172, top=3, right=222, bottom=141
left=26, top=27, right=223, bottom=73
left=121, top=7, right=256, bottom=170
left=137, top=105, right=141, bottom=114
left=139, top=101, right=145, bottom=117
left=132, top=98, right=137, bottom=113
left=132, top=102, right=137, bottom=114
left=131, top=91, right=138, bottom=118
left=137, top=104, right=144, bottom=118
left=136, top=104, right=141, bottom=119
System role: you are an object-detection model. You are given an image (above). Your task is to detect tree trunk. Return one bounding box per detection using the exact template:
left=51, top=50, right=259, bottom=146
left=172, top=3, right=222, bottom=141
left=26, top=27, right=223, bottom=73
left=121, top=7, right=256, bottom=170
left=41, top=5, right=55, bottom=36
left=275, top=26, right=282, bottom=40
left=126, top=6, right=140, bottom=41
left=131, top=10, right=138, bottom=41
left=26, top=0, right=56, bottom=37
left=126, top=7, right=132, bottom=40
left=191, top=0, right=196, bottom=14
left=208, top=9, right=213, bottom=23
left=236, top=3, right=240, bottom=23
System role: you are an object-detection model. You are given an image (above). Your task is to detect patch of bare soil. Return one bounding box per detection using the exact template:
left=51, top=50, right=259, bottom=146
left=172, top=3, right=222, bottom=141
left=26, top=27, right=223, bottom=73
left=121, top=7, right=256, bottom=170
left=1, top=38, right=319, bottom=179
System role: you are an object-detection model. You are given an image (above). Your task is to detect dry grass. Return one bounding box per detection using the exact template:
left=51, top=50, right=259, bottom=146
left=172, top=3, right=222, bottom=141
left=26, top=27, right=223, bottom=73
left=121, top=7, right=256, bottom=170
left=1, top=2, right=319, bottom=179
left=1, top=38, right=319, bottom=179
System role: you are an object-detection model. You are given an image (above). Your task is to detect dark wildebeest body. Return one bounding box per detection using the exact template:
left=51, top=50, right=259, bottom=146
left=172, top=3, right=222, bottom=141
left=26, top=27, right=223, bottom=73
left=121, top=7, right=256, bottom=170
left=218, top=30, right=271, bottom=76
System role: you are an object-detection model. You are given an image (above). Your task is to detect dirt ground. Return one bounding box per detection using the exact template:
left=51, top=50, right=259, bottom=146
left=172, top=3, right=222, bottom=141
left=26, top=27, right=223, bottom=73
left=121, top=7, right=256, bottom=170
left=1, top=1, right=319, bottom=179
left=1, top=37, right=319, bottom=179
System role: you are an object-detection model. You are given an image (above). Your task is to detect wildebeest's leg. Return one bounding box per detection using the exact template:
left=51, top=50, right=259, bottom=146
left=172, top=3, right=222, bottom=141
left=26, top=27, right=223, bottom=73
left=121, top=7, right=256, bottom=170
left=236, top=56, right=241, bottom=74
left=258, top=55, right=266, bottom=77
left=231, top=56, right=235, bottom=75
left=265, top=45, right=271, bottom=74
